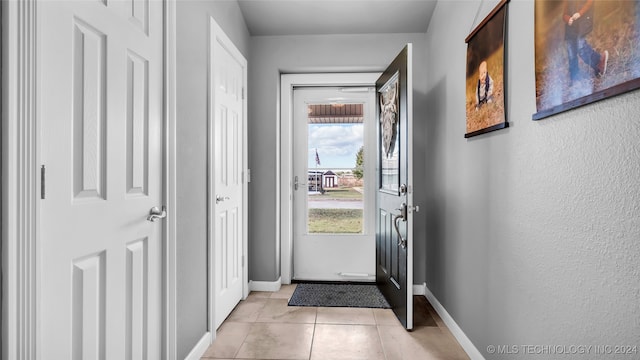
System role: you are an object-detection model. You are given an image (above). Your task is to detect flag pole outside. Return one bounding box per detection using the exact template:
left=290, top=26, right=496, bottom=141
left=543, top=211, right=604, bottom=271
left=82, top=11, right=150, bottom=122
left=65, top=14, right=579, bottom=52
left=315, top=148, right=321, bottom=193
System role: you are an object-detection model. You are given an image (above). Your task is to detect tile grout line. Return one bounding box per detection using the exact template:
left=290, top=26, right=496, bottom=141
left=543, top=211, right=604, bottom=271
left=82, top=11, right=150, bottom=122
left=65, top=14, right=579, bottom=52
left=235, top=293, right=268, bottom=359
left=231, top=322, right=253, bottom=359
left=306, top=302, right=319, bottom=360
left=374, top=316, right=391, bottom=360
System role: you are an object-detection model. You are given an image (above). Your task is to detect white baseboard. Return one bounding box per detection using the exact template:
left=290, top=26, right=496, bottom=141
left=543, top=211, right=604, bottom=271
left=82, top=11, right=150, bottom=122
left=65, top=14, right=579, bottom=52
left=249, top=276, right=282, bottom=292
left=184, top=332, right=212, bottom=360
left=412, top=282, right=426, bottom=295
left=424, top=286, right=485, bottom=360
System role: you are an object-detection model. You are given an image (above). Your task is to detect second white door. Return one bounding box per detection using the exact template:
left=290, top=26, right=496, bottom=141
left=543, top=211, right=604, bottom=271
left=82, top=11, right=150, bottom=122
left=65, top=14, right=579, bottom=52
left=210, top=19, right=248, bottom=329
left=292, top=87, right=376, bottom=281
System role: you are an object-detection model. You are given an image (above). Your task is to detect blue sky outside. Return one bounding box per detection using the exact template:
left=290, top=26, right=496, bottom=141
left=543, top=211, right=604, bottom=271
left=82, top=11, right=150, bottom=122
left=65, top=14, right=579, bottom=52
left=307, top=123, right=363, bottom=169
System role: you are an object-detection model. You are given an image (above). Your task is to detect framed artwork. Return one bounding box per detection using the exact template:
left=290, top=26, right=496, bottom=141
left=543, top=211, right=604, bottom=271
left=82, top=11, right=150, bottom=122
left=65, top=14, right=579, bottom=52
left=534, top=1, right=640, bottom=120
left=379, top=72, right=400, bottom=193
left=465, top=0, right=509, bottom=138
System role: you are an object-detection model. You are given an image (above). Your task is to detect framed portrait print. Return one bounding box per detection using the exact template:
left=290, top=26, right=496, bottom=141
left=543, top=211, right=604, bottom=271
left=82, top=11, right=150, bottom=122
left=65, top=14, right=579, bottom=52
left=534, top=1, right=640, bottom=120
left=465, top=0, right=510, bottom=138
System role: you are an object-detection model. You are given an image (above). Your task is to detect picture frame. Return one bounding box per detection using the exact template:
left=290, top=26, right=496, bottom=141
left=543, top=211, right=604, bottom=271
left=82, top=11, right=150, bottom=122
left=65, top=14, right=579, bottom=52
left=465, top=0, right=510, bottom=138
left=534, top=1, right=640, bottom=120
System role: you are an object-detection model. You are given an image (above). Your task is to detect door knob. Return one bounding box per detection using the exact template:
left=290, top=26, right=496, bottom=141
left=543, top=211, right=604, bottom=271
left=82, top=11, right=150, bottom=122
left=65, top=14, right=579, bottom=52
left=216, top=195, right=230, bottom=204
left=147, top=206, right=167, bottom=222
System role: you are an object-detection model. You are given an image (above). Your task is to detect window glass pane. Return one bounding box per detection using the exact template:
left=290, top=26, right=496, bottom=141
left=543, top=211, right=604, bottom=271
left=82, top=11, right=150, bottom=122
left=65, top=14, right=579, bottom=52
left=306, top=104, right=364, bottom=234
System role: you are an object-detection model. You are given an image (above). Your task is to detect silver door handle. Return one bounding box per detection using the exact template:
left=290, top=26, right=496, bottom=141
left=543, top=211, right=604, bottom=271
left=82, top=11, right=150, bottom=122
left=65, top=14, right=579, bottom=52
left=294, top=176, right=306, bottom=191
left=393, top=214, right=406, bottom=249
left=393, top=203, right=407, bottom=249
left=147, top=206, right=167, bottom=222
left=216, top=195, right=230, bottom=204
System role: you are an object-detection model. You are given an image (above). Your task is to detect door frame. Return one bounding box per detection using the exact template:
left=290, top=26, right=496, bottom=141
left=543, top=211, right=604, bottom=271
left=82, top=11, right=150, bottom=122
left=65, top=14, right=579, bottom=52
left=279, top=73, right=379, bottom=284
left=206, top=15, right=249, bottom=335
left=164, top=0, right=179, bottom=358
left=1, top=1, right=179, bottom=358
left=2, top=1, right=38, bottom=357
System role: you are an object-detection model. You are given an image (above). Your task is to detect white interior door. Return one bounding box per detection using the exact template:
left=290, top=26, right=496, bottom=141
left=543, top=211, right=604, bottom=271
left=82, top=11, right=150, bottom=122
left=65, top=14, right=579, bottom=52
left=292, top=87, right=376, bottom=281
left=39, top=0, right=164, bottom=358
left=210, top=19, right=247, bottom=329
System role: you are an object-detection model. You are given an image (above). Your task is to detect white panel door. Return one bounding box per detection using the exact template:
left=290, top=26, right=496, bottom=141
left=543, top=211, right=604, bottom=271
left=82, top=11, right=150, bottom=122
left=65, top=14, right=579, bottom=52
left=210, top=20, right=247, bottom=329
left=39, top=0, right=164, bottom=358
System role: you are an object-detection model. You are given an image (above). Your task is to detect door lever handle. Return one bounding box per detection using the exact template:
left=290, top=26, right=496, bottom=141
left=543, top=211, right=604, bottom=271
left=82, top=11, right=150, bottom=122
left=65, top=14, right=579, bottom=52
left=294, top=175, right=307, bottom=191
left=147, top=206, right=167, bottom=222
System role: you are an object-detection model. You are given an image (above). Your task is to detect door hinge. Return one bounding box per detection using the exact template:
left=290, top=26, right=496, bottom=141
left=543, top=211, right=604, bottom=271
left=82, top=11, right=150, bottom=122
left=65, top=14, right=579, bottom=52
left=41, top=165, right=45, bottom=199
left=246, top=169, right=251, bottom=183
left=241, top=255, right=245, bottom=267
left=242, top=87, right=245, bottom=100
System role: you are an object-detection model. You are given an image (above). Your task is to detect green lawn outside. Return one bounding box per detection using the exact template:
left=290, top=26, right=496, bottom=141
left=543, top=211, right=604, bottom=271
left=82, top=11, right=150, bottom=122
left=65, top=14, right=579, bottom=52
left=309, top=186, right=363, bottom=200
left=308, top=208, right=363, bottom=233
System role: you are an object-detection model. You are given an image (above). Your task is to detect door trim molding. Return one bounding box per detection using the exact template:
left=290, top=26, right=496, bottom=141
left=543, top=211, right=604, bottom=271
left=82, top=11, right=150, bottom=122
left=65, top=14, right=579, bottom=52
left=183, top=332, right=212, bottom=360
left=164, top=0, right=178, bottom=358
left=3, top=0, right=39, bottom=358
left=279, top=73, right=380, bottom=284
left=207, top=16, right=249, bottom=336
left=249, top=277, right=282, bottom=292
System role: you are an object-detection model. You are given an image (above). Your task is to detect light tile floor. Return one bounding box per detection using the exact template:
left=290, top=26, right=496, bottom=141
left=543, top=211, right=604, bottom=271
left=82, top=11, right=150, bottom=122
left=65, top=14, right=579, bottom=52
left=201, top=284, right=470, bottom=360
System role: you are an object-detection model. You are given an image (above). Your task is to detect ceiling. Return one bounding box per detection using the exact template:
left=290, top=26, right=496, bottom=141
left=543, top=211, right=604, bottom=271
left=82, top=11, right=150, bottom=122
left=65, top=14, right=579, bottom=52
left=237, top=0, right=438, bottom=36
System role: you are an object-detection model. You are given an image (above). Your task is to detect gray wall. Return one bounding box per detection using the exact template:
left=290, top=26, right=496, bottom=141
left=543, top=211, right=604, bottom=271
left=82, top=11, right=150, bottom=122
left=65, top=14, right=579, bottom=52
left=0, top=3, right=3, bottom=357
left=424, top=1, right=640, bottom=358
left=248, top=33, right=429, bottom=283
left=176, top=1, right=249, bottom=358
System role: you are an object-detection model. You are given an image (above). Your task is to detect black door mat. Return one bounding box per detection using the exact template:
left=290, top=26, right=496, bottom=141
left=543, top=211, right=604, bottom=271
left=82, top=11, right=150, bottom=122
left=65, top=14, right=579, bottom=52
left=288, top=282, right=391, bottom=308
